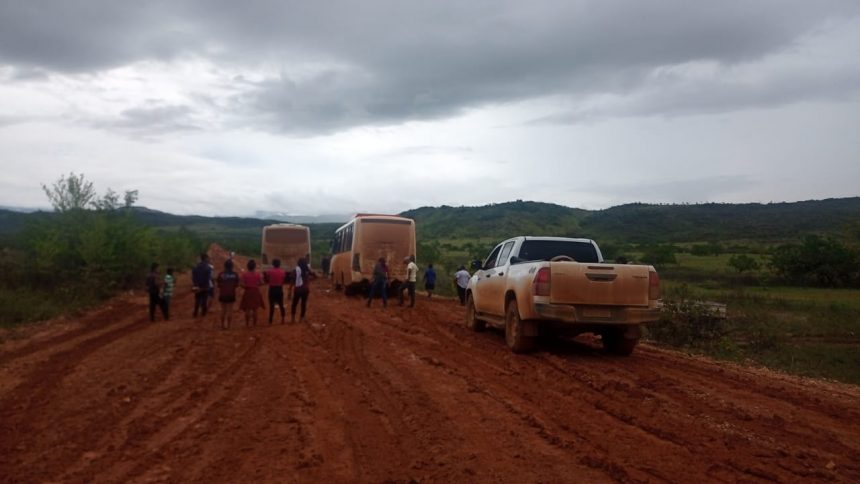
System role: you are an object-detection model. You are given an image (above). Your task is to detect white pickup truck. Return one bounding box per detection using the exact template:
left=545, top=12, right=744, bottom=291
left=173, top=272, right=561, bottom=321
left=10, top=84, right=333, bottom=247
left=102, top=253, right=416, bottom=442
left=465, top=236, right=661, bottom=355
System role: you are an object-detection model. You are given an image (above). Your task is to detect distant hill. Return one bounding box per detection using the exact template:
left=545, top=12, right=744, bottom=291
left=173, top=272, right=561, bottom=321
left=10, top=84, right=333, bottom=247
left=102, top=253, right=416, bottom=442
left=3, top=198, right=859, bottom=249
left=579, top=198, right=860, bottom=243
left=401, top=198, right=860, bottom=244
left=401, top=201, right=589, bottom=241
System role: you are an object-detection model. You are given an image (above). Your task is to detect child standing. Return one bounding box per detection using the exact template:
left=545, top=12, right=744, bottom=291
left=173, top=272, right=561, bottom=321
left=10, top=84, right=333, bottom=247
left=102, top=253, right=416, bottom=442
left=217, top=259, right=240, bottom=329
left=162, top=268, right=175, bottom=320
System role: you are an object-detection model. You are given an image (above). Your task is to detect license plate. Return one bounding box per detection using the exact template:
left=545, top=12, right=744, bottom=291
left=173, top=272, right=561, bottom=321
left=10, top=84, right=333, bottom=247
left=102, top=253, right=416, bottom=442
left=582, top=308, right=611, bottom=318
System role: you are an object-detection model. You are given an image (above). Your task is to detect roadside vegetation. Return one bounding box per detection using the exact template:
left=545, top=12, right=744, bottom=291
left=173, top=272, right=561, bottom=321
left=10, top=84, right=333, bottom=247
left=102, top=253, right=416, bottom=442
left=3, top=186, right=859, bottom=385
left=644, top=236, right=860, bottom=385
left=0, top=173, right=203, bottom=327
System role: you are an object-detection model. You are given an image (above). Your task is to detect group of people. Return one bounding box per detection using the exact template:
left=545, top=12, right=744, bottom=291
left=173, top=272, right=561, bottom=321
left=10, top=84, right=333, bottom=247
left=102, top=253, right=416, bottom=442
left=147, top=252, right=474, bottom=325
left=146, top=253, right=315, bottom=330
left=364, top=255, right=472, bottom=307
left=193, top=253, right=315, bottom=329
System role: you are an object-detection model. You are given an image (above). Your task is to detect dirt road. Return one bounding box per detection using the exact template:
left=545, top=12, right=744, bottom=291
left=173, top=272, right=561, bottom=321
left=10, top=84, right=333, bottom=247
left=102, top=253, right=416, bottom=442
left=2, top=249, right=859, bottom=483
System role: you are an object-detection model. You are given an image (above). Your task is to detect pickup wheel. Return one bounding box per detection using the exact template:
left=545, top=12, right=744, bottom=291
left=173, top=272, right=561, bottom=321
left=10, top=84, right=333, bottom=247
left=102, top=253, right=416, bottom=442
left=465, top=294, right=485, bottom=332
left=505, top=300, right=536, bottom=354
left=602, top=329, right=639, bottom=356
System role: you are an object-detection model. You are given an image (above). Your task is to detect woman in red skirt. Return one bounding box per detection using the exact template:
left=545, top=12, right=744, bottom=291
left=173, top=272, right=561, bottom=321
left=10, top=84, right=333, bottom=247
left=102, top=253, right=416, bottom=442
left=240, top=259, right=265, bottom=327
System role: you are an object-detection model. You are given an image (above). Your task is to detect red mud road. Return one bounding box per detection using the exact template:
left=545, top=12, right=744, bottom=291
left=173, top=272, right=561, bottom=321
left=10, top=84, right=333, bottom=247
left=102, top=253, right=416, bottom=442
left=2, top=249, right=859, bottom=483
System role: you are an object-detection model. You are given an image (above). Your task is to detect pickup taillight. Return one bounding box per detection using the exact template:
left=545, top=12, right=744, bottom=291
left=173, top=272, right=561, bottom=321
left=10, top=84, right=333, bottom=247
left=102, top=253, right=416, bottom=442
left=533, top=267, right=551, bottom=296
left=649, top=270, right=660, bottom=300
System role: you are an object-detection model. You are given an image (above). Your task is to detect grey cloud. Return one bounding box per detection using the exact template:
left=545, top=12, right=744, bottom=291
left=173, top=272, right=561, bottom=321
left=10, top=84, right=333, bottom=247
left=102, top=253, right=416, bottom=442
left=580, top=175, right=760, bottom=205
left=2, top=1, right=858, bottom=133
left=90, top=103, right=202, bottom=135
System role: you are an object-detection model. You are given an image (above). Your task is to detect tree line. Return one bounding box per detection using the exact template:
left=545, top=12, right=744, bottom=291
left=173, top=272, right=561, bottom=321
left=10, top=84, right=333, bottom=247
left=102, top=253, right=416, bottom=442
left=0, top=173, right=203, bottom=325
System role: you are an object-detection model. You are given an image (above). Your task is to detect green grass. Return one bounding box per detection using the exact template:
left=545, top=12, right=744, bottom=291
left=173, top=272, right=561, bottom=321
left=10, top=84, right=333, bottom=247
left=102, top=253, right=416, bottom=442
left=0, top=287, right=97, bottom=327
left=674, top=253, right=770, bottom=274
left=655, top=276, right=860, bottom=385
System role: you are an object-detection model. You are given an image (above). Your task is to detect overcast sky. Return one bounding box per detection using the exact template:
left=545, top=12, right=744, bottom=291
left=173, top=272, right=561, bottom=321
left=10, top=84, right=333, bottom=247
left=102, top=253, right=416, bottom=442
left=1, top=0, right=858, bottom=216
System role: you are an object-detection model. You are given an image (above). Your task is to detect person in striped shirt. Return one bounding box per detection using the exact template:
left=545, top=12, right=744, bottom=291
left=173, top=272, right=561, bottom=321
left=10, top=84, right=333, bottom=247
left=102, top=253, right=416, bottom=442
left=162, top=268, right=175, bottom=320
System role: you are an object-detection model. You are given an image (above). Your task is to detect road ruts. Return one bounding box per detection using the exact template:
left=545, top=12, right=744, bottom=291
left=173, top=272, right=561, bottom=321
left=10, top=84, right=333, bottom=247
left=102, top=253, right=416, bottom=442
left=1, top=245, right=858, bottom=483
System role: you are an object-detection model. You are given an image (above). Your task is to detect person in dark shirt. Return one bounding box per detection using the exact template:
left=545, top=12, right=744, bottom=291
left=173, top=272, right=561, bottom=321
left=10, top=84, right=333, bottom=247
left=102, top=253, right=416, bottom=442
left=145, top=262, right=166, bottom=322
left=291, top=257, right=314, bottom=322
left=321, top=255, right=331, bottom=277
left=192, top=253, right=213, bottom=317
left=217, top=259, right=240, bottom=329
left=366, top=257, right=389, bottom=307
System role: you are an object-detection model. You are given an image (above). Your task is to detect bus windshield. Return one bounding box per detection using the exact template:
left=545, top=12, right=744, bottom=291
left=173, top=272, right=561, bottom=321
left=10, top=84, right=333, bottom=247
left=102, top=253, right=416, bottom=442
left=265, top=229, right=307, bottom=244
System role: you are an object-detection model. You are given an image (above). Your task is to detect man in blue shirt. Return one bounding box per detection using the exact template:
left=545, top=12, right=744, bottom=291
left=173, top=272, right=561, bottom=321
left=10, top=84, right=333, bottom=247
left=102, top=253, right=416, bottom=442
left=423, top=263, right=437, bottom=299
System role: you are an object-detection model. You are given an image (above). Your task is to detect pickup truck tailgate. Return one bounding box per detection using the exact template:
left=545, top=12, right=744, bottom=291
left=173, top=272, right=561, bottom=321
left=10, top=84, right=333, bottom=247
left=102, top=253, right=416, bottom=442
left=549, top=263, right=650, bottom=306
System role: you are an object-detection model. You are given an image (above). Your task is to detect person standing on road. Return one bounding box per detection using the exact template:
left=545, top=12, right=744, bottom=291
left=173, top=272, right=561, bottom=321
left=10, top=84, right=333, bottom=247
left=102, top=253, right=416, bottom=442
left=206, top=259, right=216, bottom=311
left=162, top=267, right=175, bottom=320
left=399, top=255, right=418, bottom=307
left=265, top=258, right=287, bottom=324
left=291, top=257, right=314, bottom=322
left=423, top=263, right=437, bottom=299
left=321, top=254, right=331, bottom=278
left=240, top=259, right=264, bottom=327
left=454, top=265, right=471, bottom=305
left=217, top=259, right=240, bottom=330
left=366, top=257, right=389, bottom=307
left=145, top=263, right=167, bottom=322
left=192, top=253, right=212, bottom=318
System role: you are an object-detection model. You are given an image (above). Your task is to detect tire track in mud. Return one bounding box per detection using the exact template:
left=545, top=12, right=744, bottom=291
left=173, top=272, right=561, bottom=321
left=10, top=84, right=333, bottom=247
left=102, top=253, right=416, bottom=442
left=2, top=265, right=860, bottom=483
left=61, top=332, right=262, bottom=483
left=0, top=312, right=157, bottom=479
left=305, top=307, right=471, bottom=482
left=394, top=297, right=860, bottom=482
left=330, top=300, right=622, bottom=482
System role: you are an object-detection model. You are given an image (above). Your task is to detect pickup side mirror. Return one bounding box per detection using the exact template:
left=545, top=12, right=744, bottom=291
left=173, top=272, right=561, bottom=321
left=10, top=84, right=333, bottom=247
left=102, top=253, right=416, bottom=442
left=470, top=260, right=483, bottom=270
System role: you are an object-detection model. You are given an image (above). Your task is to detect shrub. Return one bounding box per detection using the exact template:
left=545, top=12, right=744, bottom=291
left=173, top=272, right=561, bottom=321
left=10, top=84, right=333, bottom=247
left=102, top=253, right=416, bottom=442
left=769, top=235, right=859, bottom=287
left=647, top=284, right=726, bottom=347
left=727, top=254, right=760, bottom=274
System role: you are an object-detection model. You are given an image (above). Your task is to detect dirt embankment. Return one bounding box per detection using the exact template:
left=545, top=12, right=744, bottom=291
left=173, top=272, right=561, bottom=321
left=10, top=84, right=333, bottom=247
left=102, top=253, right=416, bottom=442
left=1, top=246, right=859, bottom=483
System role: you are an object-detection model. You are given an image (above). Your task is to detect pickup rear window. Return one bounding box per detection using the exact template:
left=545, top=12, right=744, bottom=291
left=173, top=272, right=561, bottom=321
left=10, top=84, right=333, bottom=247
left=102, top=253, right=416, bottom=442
left=519, top=240, right=600, bottom=263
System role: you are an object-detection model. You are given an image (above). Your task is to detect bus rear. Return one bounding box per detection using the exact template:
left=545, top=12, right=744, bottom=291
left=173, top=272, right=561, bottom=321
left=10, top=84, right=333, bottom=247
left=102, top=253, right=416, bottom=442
left=354, top=216, right=416, bottom=285
left=261, top=224, right=311, bottom=272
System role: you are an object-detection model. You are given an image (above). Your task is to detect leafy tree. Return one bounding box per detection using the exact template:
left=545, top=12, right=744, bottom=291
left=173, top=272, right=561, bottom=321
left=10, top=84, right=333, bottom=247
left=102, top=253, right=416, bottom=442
left=42, top=172, right=97, bottom=211
left=93, top=189, right=120, bottom=211
left=124, top=190, right=139, bottom=208
left=727, top=254, right=760, bottom=273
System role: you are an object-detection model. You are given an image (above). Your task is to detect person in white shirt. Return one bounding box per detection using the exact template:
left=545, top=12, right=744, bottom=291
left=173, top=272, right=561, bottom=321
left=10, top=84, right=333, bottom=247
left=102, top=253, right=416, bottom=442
left=399, top=255, right=418, bottom=307
left=290, top=257, right=314, bottom=322
left=454, top=266, right=471, bottom=305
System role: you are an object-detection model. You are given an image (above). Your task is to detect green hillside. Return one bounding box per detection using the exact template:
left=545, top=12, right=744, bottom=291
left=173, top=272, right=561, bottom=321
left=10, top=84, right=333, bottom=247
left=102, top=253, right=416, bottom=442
left=401, top=198, right=860, bottom=244
left=3, top=197, right=858, bottom=253
left=401, top=201, right=588, bottom=242
left=581, top=198, right=860, bottom=243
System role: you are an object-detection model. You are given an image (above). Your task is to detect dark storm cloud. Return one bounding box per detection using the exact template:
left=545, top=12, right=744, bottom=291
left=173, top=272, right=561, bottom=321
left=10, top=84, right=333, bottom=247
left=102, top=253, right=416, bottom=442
left=1, top=1, right=858, bottom=133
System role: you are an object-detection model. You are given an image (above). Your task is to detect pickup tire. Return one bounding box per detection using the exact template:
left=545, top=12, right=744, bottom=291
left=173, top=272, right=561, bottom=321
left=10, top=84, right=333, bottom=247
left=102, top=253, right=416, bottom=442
left=465, top=294, right=485, bottom=332
left=505, top=300, right=536, bottom=354
left=601, top=328, right=639, bottom=356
